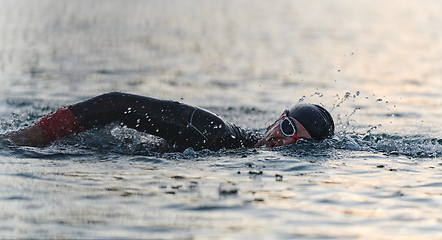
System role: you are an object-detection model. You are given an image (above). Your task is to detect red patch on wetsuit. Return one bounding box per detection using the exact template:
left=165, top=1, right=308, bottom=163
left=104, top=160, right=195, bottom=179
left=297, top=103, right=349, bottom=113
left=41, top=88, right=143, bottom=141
left=35, top=107, right=84, bottom=144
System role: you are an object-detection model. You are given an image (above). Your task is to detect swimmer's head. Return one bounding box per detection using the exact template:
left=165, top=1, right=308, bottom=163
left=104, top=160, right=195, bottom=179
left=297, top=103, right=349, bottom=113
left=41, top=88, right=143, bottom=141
left=287, top=104, right=334, bottom=141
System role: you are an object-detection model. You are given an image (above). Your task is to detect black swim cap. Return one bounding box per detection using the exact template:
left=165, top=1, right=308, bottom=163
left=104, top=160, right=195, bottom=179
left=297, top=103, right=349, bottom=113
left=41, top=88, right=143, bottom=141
left=287, top=104, right=334, bottom=141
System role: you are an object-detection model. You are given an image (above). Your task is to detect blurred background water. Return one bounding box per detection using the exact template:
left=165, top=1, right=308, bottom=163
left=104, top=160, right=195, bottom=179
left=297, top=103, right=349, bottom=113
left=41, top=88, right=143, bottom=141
left=2, top=0, right=442, bottom=239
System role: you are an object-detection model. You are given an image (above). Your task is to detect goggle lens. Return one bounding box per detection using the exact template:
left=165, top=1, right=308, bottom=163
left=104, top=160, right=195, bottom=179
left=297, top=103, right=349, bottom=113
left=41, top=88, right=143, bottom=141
left=279, top=111, right=308, bottom=144
left=281, top=118, right=295, bottom=136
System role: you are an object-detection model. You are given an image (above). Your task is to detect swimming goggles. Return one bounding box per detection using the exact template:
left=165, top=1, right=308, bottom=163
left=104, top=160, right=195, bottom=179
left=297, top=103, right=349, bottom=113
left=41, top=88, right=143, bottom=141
left=280, top=110, right=304, bottom=143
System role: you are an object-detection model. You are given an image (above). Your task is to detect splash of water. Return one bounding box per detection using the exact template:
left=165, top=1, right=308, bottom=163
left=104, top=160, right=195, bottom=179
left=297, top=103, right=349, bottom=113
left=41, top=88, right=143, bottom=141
left=331, top=91, right=352, bottom=112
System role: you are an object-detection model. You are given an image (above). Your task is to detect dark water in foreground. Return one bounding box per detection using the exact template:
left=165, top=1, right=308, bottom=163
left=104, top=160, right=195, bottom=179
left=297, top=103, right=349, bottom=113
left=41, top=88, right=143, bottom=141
left=2, top=0, right=442, bottom=239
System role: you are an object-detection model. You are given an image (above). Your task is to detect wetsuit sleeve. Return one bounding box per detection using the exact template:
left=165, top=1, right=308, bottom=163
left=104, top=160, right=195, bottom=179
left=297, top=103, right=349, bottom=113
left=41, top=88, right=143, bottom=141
left=65, top=92, right=259, bottom=151
left=209, top=123, right=260, bottom=150
left=35, top=107, right=84, bottom=144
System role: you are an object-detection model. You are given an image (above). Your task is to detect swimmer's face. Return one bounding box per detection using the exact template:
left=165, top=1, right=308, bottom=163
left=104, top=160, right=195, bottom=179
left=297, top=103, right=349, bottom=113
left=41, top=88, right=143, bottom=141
left=254, top=116, right=312, bottom=148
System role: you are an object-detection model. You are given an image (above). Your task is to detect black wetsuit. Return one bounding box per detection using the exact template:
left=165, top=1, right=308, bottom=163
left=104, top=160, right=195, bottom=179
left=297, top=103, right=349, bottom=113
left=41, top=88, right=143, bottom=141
left=68, top=92, right=260, bottom=151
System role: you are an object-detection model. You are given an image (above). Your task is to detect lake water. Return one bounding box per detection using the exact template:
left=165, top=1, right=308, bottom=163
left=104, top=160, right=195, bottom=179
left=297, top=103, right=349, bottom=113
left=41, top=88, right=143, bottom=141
left=2, top=0, right=442, bottom=239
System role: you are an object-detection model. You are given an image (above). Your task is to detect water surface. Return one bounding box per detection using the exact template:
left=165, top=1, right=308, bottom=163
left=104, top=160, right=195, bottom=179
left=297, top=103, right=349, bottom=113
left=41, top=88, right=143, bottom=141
left=1, top=1, right=442, bottom=239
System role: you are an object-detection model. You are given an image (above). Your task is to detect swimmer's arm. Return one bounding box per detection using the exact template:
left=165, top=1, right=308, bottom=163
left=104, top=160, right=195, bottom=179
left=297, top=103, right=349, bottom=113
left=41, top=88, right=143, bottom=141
left=7, top=107, right=84, bottom=147
left=6, top=125, right=47, bottom=147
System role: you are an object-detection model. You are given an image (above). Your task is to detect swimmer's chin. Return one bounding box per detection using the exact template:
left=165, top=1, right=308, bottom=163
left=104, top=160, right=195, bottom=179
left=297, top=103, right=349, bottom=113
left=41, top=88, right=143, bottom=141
left=265, top=140, right=284, bottom=148
left=254, top=139, right=283, bottom=148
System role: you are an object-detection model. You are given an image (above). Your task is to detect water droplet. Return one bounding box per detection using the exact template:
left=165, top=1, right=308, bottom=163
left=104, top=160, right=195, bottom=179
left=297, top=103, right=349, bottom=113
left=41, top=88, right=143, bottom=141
left=231, top=135, right=236, bottom=139
left=312, top=92, right=323, bottom=97
left=156, top=129, right=159, bottom=132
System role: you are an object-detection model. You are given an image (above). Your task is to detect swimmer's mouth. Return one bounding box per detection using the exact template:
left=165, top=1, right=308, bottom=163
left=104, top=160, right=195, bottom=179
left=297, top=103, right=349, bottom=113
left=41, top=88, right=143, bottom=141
left=267, top=139, right=283, bottom=148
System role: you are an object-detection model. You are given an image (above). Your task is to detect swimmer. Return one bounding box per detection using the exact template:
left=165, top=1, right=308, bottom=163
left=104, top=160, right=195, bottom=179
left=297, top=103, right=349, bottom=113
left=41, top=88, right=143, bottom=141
left=6, top=92, right=334, bottom=151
